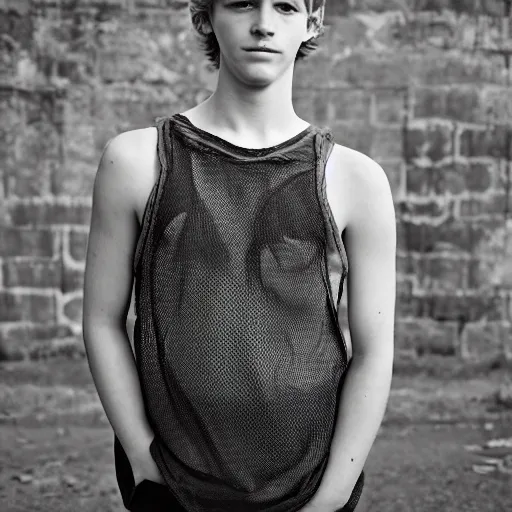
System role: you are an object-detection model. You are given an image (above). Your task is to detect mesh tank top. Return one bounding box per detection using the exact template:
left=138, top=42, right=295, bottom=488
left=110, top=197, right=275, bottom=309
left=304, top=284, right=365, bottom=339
left=128, top=113, right=365, bottom=512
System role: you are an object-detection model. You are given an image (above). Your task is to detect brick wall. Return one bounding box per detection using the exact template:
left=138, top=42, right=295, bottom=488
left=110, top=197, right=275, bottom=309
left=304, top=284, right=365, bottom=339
left=0, top=0, right=511, bottom=363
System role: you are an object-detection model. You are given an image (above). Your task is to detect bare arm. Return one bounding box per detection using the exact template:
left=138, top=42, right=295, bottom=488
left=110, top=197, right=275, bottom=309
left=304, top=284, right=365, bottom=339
left=309, top=151, right=397, bottom=510
left=82, top=130, right=155, bottom=462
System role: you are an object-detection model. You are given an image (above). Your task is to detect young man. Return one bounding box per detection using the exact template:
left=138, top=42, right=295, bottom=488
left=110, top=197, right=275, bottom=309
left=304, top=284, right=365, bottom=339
left=82, top=1, right=396, bottom=511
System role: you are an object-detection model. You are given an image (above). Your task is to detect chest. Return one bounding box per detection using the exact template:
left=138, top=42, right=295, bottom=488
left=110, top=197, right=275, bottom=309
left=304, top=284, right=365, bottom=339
left=134, top=143, right=349, bottom=242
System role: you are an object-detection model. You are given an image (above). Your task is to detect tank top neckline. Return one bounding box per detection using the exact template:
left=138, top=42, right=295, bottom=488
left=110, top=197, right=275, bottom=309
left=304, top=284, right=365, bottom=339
left=171, top=112, right=317, bottom=158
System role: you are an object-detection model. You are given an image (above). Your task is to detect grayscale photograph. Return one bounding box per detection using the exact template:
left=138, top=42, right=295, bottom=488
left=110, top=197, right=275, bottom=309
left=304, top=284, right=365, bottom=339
left=0, top=0, right=511, bottom=511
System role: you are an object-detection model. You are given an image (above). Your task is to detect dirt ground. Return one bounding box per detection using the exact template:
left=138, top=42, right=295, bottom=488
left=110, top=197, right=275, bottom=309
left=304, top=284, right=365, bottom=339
left=1, top=355, right=512, bottom=512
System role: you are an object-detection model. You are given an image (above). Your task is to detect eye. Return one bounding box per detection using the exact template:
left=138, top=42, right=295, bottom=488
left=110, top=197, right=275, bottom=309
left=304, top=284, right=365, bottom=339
left=228, top=1, right=254, bottom=8
left=275, top=2, right=299, bottom=13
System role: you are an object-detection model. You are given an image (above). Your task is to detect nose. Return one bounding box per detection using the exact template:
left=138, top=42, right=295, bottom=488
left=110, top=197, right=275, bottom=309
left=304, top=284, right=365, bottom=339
left=250, top=3, right=276, bottom=38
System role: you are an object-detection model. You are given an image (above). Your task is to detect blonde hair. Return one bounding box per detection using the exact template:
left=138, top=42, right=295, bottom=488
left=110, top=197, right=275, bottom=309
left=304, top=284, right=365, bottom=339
left=189, top=0, right=327, bottom=69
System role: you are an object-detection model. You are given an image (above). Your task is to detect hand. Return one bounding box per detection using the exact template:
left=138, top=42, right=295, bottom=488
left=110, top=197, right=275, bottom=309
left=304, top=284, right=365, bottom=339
left=296, top=494, right=348, bottom=512
left=127, top=437, right=166, bottom=487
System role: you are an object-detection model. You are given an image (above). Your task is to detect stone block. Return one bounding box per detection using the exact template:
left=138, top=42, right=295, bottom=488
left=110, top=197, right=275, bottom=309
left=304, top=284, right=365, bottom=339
left=0, top=291, right=55, bottom=323
left=414, top=51, right=508, bottom=86
left=460, top=320, right=508, bottom=360
left=371, top=127, right=403, bottom=159
left=414, top=86, right=481, bottom=123
left=396, top=198, right=450, bottom=218
left=408, top=255, right=468, bottom=292
left=62, top=266, right=84, bottom=293
left=0, top=322, right=73, bottom=346
left=327, top=88, right=372, bottom=123
left=5, top=160, right=55, bottom=197
left=68, top=229, right=89, bottom=262
left=415, top=293, right=500, bottom=322
left=406, top=160, right=494, bottom=196
left=374, top=88, right=408, bottom=124
left=374, top=159, right=404, bottom=200
left=395, top=317, right=459, bottom=356
left=404, top=123, right=454, bottom=163
left=0, top=227, right=55, bottom=258
left=329, top=51, right=410, bottom=87
left=63, top=295, right=83, bottom=324
left=459, top=125, right=512, bottom=159
left=332, top=121, right=374, bottom=155
left=459, top=193, right=512, bottom=218
left=2, top=258, right=61, bottom=288
left=51, top=160, right=96, bottom=197
left=8, top=199, right=92, bottom=226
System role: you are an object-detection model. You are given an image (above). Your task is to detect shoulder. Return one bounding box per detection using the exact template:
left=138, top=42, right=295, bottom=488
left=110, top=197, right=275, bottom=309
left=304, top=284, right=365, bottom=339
left=95, top=126, right=159, bottom=218
left=103, top=126, right=157, bottom=166
left=331, top=142, right=389, bottom=190
left=330, top=142, right=394, bottom=224
left=99, top=126, right=158, bottom=185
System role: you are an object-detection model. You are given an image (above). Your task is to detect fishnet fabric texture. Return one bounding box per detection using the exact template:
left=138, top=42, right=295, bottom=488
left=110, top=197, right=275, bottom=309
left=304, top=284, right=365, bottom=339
left=124, top=114, right=364, bottom=511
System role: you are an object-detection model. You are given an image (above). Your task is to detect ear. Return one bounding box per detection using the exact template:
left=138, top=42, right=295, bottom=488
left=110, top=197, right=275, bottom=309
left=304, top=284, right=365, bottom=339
left=302, top=12, right=322, bottom=43
left=201, top=18, right=214, bottom=35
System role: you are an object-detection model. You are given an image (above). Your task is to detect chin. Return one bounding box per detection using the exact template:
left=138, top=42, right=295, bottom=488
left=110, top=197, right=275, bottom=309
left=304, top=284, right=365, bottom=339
left=236, top=62, right=290, bottom=87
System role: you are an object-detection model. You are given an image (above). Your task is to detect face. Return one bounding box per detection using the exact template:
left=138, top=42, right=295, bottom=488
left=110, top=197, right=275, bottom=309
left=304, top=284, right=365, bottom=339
left=208, top=0, right=319, bottom=87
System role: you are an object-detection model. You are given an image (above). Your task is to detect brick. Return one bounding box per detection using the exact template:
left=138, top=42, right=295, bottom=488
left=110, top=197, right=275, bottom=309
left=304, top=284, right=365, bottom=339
left=2, top=259, right=61, bottom=288
left=406, top=160, right=494, bottom=196
left=407, top=162, right=464, bottom=195
left=0, top=291, right=55, bottom=323
left=404, top=124, right=454, bottom=163
left=0, top=322, right=73, bottom=346
left=292, top=89, right=315, bottom=123
left=466, top=256, right=511, bottom=290
left=69, top=229, right=89, bottom=262
left=329, top=51, right=410, bottom=87
left=460, top=320, right=507, bottom=360
left=411, top=255, right=468, bottom=291
left=0, top=227, right=55, bottom=258
left=8, top=199, right=92, bottom=226
left=0, top=5, right=33, bottom=41
left=396, top=198, right=450, bottom=218
left=63, top=296, right=83, bottom=324
left=465, top=161, right=495, bottom=193
left=459, top=126, right=512, bottom=159
left=12, top=121, right=60, bottom=163
left=51, top=160, right=96, bottom=196
left=395, top=318, right=459, bottom=356
left=332, top=121, right=374, bottom=155
left=371, top=127, right=403, bottom=159
left=414, top=86, right=481, bottom=123
left=327, top=88, right=372, bottom=123
left=414, top=52, right=508, bottom=86
left=395, top=289, right=421, bottom=317
left=5, top=160, right=55, bottom=197
left=399, top=218, right=502, bottom=253
left=374, top=89, right=408, bottom=124
left=62, top=266, right=84, bottom=293
left=415, top=293, right=500, bottom=322
left=325, top=16, right=367, bottom=49
left=480, top=87, right=512, bottom=125
left=459, top=193, right=512, bottom=218
left=375, top=159, right=404, bottom=200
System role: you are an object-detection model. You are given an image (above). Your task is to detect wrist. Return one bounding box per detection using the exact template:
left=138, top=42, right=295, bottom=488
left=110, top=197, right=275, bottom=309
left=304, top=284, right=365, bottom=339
left=309, top=491, right=349, bottom=512
left=122, top=430, right=155, bottom=462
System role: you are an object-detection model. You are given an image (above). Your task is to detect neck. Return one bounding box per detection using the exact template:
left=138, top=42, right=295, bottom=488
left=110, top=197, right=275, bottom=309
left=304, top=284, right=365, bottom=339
left=197, top=62, right=306, bottom=146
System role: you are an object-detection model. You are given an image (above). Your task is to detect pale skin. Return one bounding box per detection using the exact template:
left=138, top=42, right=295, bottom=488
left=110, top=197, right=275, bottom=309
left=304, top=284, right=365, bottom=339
left=82, top=1, right=396, bottom=511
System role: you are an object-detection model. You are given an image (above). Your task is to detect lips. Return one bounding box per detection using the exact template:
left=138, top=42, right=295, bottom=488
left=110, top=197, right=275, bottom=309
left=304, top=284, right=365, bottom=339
left=243, top=47, right=281, bottom=54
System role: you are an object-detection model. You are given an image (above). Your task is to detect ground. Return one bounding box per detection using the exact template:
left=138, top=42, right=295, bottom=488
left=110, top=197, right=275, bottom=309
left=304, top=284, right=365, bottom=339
left=1, top=354, right=512, bottom=512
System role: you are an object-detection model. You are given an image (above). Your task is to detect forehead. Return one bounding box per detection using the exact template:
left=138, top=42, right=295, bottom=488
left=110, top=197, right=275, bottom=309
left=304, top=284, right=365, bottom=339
left=212, top=0, right=314, bottom=9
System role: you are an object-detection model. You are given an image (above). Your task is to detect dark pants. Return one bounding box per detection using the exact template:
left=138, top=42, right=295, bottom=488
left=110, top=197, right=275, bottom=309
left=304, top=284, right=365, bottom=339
left=114, top=435, right=187, bottom=511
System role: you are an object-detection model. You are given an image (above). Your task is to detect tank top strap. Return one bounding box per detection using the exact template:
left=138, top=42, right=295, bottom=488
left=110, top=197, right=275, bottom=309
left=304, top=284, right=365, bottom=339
left=132, top=116, right=172, bottom=278
left=313, top=126, right=351, bottom=361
